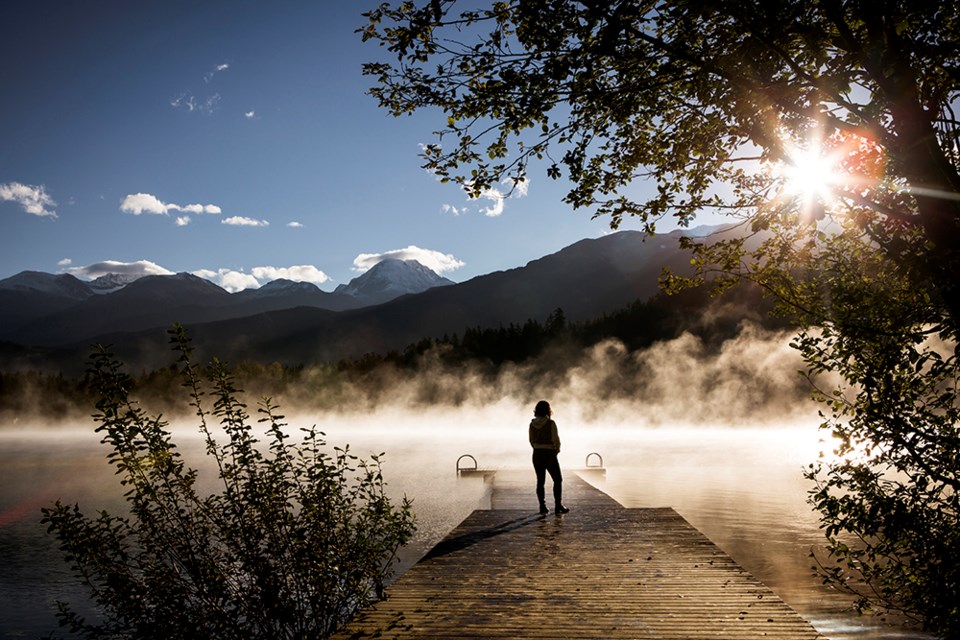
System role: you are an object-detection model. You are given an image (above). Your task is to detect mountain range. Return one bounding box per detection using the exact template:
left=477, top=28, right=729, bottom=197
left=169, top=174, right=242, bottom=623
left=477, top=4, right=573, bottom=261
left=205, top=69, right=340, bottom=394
left=0, top=258, right=454, bottom=347
left=0, top=227, right=726, bottom=374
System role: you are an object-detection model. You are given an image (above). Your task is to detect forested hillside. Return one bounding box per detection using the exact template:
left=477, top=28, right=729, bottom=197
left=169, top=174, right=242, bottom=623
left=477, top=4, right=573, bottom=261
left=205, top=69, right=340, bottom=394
left=0, top=282, right=785, bottom=424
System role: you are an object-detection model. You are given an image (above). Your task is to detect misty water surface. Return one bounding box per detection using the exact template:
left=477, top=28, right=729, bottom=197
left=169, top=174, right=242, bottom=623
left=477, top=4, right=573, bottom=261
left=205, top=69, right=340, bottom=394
left=0, top=409, right=929, bottom=640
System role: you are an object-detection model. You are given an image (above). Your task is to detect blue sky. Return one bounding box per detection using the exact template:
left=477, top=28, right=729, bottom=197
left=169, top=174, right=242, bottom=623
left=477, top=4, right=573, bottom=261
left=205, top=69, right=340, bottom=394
left=0, top=1, right=694, bottom=292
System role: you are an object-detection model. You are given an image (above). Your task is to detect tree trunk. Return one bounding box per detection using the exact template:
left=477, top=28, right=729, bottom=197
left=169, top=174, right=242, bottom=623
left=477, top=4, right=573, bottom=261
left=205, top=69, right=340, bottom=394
left=888, top=82, right=960, bottom=334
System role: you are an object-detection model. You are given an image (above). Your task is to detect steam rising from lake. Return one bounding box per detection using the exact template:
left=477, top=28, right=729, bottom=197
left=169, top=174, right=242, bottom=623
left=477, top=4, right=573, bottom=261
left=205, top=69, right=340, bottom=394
left=1, top=321, right=925, bottom=639
left=276, top=321, right=821, bottom=428
left=1, top=320, right=829, bottom=554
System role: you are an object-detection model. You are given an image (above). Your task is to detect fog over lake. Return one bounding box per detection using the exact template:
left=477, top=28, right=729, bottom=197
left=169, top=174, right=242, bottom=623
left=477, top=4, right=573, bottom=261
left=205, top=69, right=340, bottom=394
left=0, top=326, right=932, bottom=638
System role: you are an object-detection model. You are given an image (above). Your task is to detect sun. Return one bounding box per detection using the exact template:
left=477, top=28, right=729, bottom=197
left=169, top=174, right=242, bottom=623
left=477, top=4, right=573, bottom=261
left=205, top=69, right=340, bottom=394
left=779, top=145, right=839, bottom=202
left=772, top=130, right=847, bottom=212
left=769, top=128, right=886, bottom=221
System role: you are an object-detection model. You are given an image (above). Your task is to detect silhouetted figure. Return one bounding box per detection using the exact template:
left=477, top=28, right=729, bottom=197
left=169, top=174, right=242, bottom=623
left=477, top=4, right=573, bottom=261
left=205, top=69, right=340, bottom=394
left=529, top=400, right=569, bottom=515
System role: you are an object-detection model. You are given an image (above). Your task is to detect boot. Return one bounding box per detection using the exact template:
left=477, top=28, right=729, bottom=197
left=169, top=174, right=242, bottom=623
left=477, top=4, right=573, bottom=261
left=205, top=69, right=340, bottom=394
left=538, top=502, right=549, bottom=515
left=553, top=483, right=568, bottom=514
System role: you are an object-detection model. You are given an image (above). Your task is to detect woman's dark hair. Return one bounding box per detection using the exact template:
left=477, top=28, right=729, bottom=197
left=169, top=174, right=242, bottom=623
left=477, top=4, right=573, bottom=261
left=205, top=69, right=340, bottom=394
left=534, top=400, right=552, bottom=417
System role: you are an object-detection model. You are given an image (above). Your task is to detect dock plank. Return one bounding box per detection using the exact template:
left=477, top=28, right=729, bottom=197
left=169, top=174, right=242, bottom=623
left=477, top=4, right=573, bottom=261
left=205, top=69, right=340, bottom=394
left=334, top=471, right=823, bottom=639
left=489, top=469, right=621, bottom=510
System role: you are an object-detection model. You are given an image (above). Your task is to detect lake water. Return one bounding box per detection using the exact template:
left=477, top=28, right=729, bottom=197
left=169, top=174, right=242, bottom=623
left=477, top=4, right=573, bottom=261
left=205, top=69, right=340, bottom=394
left=0, top=413, right=930, bottom=639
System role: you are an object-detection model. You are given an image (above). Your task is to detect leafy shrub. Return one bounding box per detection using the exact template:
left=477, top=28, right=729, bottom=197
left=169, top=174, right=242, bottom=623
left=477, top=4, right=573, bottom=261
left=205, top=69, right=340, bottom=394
left=42, top=325, right=415, bottom=639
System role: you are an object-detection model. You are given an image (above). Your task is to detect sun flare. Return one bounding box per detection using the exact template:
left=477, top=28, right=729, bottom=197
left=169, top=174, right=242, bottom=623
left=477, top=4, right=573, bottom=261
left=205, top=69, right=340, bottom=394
left=779, top=145, right=839, bottom=202
left=769, top=128, right=886, bottom=221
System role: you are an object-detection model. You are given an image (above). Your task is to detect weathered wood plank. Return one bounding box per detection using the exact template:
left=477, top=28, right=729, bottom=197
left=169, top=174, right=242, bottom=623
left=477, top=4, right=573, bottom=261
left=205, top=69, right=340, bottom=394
left=333, top=472, right=823, bottom=639
left=489, top=469, right=621, bottom=511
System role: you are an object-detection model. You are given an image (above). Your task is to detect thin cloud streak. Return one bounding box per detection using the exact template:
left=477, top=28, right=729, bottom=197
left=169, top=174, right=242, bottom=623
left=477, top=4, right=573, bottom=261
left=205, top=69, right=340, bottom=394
left=0, top=182, right=58, bottom=217
left=119, top=193, right=221, bottom=216
left=170, top=92, right=221, bottom=114
left=222, top=216, right=269, bottom=227
left=204, top=62, right=230, bottom=82
left=179, top=203, right=222, bottom=214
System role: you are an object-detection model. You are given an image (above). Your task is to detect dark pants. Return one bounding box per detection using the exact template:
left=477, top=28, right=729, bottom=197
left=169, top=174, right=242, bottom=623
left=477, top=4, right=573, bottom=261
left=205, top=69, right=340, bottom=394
left=532, top=449, right=563, bottom=507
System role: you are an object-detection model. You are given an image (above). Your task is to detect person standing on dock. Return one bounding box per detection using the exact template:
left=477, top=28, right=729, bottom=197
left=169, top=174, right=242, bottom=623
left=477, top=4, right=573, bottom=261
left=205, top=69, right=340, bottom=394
left=529, top=400, right=570, bottom=515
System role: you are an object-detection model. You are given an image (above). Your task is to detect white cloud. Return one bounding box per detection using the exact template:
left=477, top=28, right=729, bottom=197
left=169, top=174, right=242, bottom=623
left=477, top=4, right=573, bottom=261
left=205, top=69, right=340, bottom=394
left=179, top=203, right=221, bottom=214
left=120, top=193, right=222, bottom=218
left=120, top=193, right=169, bottom=215
left=504, top=176, right=530, bottom=198
left=218, top=271, right=259, bottom=292
left=58, top=258, right=72, bottom=266
left=69, top=260, right=173, bottom=280
left=194, top=264, right=329, bottom=292
left=251, top=265, right=329, bottom=284
left=175, top=216, right=191, bottom=226
left=461, top=177, right=529, bottom=217
left=222, top=216, right=269, bottom=227
left=0, top=182, right=58, bottom=217
left=478, top=192, right=505, bottom=216
left=287, top=221, right=303, bottom=228
left=441, top=204, right=465, bottom=216
left=220, top=270, right=260, bottom=292
left=245, top=110, right=256, bottom=119
left=194, top=268, right=260, bottom=293
left=352, top=245, right=465, bottom=274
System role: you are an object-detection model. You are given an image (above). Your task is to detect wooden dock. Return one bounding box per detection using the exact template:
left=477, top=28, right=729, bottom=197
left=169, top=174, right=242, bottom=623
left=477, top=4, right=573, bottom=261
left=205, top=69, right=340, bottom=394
left=335, top=470, right=823, bottom=639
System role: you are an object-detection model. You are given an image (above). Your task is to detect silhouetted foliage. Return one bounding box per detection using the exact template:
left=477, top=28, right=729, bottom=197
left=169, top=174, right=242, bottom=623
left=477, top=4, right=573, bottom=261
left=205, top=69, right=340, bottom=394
left=361, top=1, right=960, bottom=633
left=41, top=325, right=415, bottom=639
left=790, top=232, right=960, bottom=634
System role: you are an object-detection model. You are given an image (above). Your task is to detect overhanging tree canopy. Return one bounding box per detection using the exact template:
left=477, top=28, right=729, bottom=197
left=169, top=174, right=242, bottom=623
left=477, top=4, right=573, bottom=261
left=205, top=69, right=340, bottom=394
left=361, top=0, right=960, bottom=324
left=361, top=1, right=960, bottom=635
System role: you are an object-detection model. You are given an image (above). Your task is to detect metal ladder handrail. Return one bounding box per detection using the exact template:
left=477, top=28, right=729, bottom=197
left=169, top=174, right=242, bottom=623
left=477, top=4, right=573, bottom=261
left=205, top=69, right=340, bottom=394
left=585, top=452, right=604, bottom=468
left=456, top=454, right=479, bottom=475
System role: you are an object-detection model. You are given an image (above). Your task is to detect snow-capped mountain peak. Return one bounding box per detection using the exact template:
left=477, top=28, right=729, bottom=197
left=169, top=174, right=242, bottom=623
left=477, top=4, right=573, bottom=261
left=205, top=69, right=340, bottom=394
left=88, top=272, right=145, bottom=295
left=334, top=259, right=454, bottom=305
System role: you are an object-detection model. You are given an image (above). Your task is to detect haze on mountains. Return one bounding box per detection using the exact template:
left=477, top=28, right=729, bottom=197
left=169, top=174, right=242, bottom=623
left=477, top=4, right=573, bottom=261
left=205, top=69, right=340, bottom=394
left=0, top=227, right=735, bottom=374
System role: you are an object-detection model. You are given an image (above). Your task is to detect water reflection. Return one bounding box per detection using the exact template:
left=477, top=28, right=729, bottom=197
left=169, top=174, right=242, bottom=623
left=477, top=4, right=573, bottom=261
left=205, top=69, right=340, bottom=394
left=0, top=419, right=930, bottom=640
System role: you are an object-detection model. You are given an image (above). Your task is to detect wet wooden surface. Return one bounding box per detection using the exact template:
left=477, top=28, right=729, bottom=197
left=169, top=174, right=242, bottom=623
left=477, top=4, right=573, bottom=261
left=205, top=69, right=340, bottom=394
left=334, top=471, right=823, bottom=639
left=489, top=469, right=619, bottom=510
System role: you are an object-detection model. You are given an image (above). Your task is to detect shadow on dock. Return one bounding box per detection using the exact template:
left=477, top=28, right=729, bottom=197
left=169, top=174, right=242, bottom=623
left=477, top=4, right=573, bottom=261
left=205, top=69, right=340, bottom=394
left=334, top=465, right=825, bottom=640
left=423, top=514, right=544, bottom=560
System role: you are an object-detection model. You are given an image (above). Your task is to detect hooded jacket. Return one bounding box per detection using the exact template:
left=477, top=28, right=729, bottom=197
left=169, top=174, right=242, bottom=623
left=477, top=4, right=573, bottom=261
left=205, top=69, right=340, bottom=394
left=529, top=415, right=560, bottom=452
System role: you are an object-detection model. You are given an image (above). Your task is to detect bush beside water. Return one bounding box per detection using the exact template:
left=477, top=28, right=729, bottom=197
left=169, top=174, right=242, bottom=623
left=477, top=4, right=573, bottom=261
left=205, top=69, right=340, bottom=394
left=41, top=325, right=415, bottom=639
